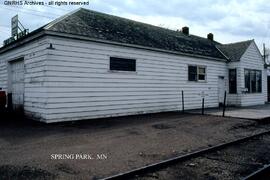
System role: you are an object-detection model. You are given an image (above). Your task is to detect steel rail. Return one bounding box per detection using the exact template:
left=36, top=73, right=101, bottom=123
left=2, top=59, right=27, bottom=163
left=242, top=164, right=270, bottom=180
left=102, top=130, right=270, bottom=180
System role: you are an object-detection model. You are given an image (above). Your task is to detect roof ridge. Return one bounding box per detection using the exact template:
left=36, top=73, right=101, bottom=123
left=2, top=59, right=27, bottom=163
left=217, top=39, right=254, bottom=61
left=78, top=8, right=215, bottom=42
left=221, top=39, right=253, bottom=46
left=44, top=8, right=83, bottom=30
left=45, top=8, right=221, bottom=46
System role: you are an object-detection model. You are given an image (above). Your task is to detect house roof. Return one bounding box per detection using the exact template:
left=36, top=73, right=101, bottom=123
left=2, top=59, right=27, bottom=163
left=217, top=40, right=253, bottom=61
left=0, top=8, right=227, bottom=61
left=1, top=8, right=257, bottom=63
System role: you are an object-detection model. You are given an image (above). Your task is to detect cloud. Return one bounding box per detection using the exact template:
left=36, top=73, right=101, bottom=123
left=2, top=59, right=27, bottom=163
left=93, top=0, right=227, bottom=23
left=91, top=0, right=270, bottom=47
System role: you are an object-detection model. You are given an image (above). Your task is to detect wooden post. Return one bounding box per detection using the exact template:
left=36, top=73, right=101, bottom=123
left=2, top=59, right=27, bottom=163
left=181, top=90, right=185, bottom=113
left=202, top=98, right=205, bottom=115
left=7, top=93, right=12, bottom=111
left=222, top=91, right=227, bottom=117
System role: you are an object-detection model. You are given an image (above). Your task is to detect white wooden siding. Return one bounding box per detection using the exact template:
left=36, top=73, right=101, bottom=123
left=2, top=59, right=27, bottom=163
left=239, top=42, right=267, bottom=106
left=44, top=36, right=227, bottom=122
left=0, top=37, right=48, bottom=120
left=1, top=36, right=267, bottom=123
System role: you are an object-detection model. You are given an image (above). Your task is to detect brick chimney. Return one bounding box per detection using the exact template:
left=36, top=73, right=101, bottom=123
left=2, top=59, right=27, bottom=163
left=182, top=27, right=189, bottom=35
left=207, top=33, right=214, bottom=41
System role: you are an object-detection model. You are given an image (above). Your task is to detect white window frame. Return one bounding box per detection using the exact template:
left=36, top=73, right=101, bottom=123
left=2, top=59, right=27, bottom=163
left=188, top=65, right=207, bottom=82
left=197, top=66, right=206, bottom=82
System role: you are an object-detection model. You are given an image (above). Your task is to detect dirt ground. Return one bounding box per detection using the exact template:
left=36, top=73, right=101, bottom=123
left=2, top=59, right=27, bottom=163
left=0, top=112, right=270, bottom=179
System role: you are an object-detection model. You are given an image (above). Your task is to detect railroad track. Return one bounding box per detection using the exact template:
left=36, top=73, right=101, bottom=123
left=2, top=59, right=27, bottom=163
left=243, top=164, right=270, bottom=180
left=102, top=130, right=270, bottom=180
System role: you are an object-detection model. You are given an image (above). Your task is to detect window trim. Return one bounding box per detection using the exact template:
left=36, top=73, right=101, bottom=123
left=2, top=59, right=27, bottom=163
left=109, top=56, right=137, bottom=73
left=197, top=66, right=206, bottom=81
left=188, top=65, right=207, bottom=82
left=244, top=68, right=262, bottom=94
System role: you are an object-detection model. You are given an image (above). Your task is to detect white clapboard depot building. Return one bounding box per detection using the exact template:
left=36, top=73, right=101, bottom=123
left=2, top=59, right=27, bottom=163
left=0, top=8, right=268, bottom=123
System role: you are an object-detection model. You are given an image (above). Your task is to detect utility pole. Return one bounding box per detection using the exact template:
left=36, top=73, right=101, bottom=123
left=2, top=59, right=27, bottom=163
left=264, top=43, right=270, bottom=66
left=263, top=43, right=266, bottom=64
left=263, top=43, right=269, bottom=66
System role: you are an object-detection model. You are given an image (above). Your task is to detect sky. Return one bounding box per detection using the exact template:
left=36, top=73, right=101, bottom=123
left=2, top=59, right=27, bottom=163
left=0, top=0, right=270, bottom=53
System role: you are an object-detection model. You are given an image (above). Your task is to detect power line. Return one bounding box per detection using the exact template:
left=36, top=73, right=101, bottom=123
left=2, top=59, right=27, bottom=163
left=8, top=5, right=64, bottom=17
left=0, top=25, right=10, bottom=28
left=0, top=6, right=56, bottom=19
left=0, top=29, right=10, bottom=34
left=44, top=5, right=71, bottom=12
left=0, top=29, right=9, bottom=35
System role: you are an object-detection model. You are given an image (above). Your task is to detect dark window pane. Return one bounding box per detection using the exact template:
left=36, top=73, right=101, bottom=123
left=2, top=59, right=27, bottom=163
left=245, top=70, right=250, bottom=93
left=188, top=66, right=197, bottom=81
left=256, top=70, right=262, bottom=93
left=198, top=74, right=205, bottom=80
left=110, top=57, right=136, bottom=71
left=229, top=69, right=237, bottom=94
left=198, top=67, right=205, bottom=74
left=251, top=70, right=256, bottom=93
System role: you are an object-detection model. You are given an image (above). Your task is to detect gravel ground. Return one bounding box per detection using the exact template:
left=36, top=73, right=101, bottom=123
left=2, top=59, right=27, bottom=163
left=0, top=112, right=270, bottom=179
left=133, top=134, right=270, bottom=180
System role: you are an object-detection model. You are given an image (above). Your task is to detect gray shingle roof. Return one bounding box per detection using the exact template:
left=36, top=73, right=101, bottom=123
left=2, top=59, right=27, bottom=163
left=1, top=8, right=254, bottom=62
left=217, top=40, right=253, bottom=61
left=44, top=8, right=226, bottom=60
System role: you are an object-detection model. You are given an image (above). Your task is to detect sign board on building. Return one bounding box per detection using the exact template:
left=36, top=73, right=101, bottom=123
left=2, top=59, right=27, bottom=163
left=199, top=91, right=208, bottom=98
left=11, top=15, right=18, bottom=37
left=3, top=15, right=29, bottom=47
left=3, top=29, right=29, bottom=46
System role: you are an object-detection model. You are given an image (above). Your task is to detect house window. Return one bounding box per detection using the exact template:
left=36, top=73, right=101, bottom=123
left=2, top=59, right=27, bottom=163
left=244, top=69, right=262, bottom=93
left=188, top=65, right=206, bottom=81
left=198, top=67, right=206, bottom=80
left=188, top=66, right=197, bottom=81
left=229, top=69, right=237, bottom=94
left=110, top=57, right=136, bottom=72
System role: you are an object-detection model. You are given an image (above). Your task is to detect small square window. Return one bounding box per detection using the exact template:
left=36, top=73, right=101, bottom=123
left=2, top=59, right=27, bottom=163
left=188, top=65, right=206, bottom=82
